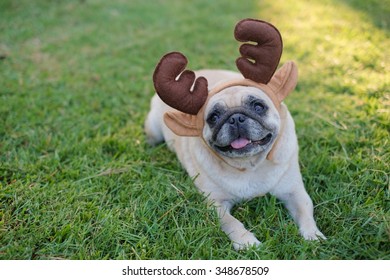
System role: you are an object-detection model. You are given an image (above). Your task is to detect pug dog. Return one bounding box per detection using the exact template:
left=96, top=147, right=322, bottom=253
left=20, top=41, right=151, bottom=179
left=144, top=19, right=325, bottom=250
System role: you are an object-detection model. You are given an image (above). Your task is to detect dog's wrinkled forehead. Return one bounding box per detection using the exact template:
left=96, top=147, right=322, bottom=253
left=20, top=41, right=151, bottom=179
left=205, top=86, right=275, bottom=114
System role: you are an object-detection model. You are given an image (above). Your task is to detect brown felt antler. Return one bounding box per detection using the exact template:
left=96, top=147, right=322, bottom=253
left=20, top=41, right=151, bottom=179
left=153, top=52, right=208, bottom=115
left=234, top=19, right=283, bottom=84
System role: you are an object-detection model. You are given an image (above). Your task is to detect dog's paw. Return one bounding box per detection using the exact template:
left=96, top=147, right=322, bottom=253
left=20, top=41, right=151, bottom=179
left=232, top=231, right=262, bottom=251
left=301, top=228, right=327, bottom=241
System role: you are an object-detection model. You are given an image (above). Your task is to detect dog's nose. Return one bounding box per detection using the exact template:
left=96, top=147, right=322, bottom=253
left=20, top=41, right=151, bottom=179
left=228, top=113, right=246, bottom=125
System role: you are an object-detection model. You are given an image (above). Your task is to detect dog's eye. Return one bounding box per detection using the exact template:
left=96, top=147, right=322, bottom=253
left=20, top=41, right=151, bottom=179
left=207, top=113, right=220, bottom=124
left=253, top=102, right=266, bottom=114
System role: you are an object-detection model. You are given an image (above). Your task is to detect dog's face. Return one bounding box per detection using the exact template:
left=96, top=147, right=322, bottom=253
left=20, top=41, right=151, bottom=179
left=203, top=86, right=280, bottom=159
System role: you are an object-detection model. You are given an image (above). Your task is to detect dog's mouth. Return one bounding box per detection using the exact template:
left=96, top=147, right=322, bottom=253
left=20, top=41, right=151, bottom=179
left=215, top=133, right=273, bottom=153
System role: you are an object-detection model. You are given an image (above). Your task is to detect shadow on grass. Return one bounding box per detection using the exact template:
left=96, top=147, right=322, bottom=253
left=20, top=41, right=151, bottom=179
left=335, top=0, right=390, bottom=32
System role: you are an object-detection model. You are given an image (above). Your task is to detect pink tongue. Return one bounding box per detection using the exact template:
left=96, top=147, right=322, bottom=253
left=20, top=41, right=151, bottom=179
left=230, top=138, right=250, bottom=149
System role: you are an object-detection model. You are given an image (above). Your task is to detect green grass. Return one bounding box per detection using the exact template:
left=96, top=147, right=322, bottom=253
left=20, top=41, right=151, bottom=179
left=0, top=0, right=388, bottom=259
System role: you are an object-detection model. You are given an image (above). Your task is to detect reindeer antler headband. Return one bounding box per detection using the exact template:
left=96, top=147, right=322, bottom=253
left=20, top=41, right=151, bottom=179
left=153, top=19, right=298, bottom=139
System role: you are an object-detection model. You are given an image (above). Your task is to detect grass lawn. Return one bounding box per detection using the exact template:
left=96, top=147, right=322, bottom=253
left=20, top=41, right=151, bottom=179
left=0, top=0, right=389, bottom=259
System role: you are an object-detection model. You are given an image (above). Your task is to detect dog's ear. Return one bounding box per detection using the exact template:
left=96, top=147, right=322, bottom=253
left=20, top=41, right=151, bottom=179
left=163, top=111, right=201, bottom=137
left=267, top=61, right=298, bottom=102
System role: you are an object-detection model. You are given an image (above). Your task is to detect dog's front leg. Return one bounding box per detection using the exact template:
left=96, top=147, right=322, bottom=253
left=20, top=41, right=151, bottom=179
left=272, top=183, right=326, bottom=241
left=215, top=200, right=261, bottom=250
